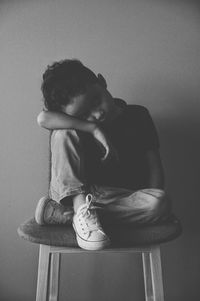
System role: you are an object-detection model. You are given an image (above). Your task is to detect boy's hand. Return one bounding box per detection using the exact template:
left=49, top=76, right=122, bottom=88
left=92, top=126, right=119, bottom=162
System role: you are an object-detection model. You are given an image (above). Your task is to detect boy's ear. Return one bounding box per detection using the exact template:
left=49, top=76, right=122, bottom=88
left=97, top=73, right=107, bottom=88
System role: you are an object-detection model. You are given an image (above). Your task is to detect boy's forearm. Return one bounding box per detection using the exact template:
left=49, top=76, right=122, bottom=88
left=37, top=110, right=97, bottom=134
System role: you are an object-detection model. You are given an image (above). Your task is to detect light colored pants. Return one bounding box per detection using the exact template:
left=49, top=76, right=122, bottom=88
left=49, top=130, right=171, bottom=225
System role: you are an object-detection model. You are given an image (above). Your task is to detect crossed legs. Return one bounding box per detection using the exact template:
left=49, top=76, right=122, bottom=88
left=35, top=129, right=171, bottom=250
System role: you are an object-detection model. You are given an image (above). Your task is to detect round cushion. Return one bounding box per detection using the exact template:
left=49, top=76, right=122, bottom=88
left=18, top=215, right=182, bottom=248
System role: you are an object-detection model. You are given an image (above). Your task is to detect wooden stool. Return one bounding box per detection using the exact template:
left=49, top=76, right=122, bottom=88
left=18, top=216, right=182, bottom=301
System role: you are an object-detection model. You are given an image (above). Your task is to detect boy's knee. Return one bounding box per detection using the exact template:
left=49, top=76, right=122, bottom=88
left=51, top=129, right=83, bottom=162
left=53, top=129, right=79, bottom=141
left=52, top=129, right=81, bottom=148
left=135, top=188, right=171, bottom=215
left=144, top=189, right=171, bottom=216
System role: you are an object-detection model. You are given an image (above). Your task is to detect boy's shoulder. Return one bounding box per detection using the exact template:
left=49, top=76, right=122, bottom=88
left=114, top=98, right=150, bottom=115
left=127, top=104, right=149, bottom=113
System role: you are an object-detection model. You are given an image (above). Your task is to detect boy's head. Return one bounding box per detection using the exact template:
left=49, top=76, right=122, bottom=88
left=42, top=59, right=114, bottom=123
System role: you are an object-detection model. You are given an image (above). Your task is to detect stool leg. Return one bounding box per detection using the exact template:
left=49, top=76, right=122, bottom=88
left=49, top=252, right=61, bottom=301
left=150, top=247, right=164, bottom=301
left=36, top=244, right=51, bottom=301
left=142, top=251, right=153, bottom=301
left=142, top=247, right=164, bottom=301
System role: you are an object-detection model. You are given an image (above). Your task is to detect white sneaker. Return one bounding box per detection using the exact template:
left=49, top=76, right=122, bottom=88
left=73, top=194, right=110, bottom=250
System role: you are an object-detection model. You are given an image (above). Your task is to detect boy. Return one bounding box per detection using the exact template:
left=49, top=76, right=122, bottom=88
left=35, top=59, right=171, bottom=251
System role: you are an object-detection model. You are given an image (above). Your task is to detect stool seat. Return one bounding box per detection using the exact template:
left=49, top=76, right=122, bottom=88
left=18, top=215, right=182, bottom=248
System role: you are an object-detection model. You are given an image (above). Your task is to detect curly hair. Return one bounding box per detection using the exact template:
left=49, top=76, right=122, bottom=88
left=41, top=59, right=98, bottom=111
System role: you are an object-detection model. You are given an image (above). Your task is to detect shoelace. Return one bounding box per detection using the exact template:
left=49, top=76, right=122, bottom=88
left=79, top=194, right=103, bottom=234
left=47, top=207, right=56, bottom=224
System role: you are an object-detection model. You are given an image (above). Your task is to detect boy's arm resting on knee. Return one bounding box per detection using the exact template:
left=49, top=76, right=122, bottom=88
left=146, top=149, right=165, bottom=189
left=37, top=110, right=111, bottom=160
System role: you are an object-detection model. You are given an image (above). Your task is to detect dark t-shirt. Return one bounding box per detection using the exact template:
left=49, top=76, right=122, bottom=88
left=81, top=100, right=159, bottom=191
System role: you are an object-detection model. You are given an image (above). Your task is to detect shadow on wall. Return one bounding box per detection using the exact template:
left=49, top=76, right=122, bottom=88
left=132, top=75, right=199, bottom=232
left=129, top=74, right=200, bottom=300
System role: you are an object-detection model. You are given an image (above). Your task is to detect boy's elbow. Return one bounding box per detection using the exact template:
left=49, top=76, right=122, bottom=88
left=37, top=111, right=48, bottom=128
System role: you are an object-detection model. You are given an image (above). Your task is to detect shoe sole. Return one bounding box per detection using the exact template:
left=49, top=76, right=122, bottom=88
left=72, top=223, right=110, bottom=251
left=35, top=196, right=51, bottom=225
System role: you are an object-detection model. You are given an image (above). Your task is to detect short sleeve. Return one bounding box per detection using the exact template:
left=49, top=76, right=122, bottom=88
left=139, top=107, right=160, bottom=150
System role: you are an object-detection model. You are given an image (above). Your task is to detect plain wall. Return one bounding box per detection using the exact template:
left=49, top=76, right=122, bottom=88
left=1, top=0, right=200, bottom=300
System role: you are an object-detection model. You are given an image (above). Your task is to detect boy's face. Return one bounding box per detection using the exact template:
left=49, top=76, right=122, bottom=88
left=63, top=76, right=114, bottom=124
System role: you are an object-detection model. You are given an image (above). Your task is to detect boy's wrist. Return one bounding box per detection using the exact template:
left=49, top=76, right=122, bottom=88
left=84, top=122, right=98, bottom=134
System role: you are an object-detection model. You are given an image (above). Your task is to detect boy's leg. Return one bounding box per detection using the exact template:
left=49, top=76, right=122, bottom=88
left=91, top=186, right=172, bottom=225
left=50, top=129, right=88, bottom=203
left=35, top=129, right=88, bottom=225
left=35, top=129, right=110, bottom=250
